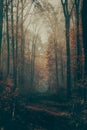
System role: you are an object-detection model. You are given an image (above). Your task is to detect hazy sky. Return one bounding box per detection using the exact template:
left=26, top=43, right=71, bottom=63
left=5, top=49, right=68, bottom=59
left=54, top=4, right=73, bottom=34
left=25, top=0, right=62, bottom=43
left=39, top=0, right=62, bottom=43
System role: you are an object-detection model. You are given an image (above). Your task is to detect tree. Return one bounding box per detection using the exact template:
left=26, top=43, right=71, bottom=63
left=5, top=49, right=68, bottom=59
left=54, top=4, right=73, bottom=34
left=0, top=0, right=4, bottom=75
left=47, top=35, right=57, bottom=93
left=11, top=0, right=15, bottom=87
left=61, top=0, right=74, bottom=98
left=82, top=0, right=87, bottom=101
left=6, top=0, right=10, bottom=76
left=19, top=0, right=25, bottom=88
left=15, top=0, right=19, bottom=88
left=82, top=0, right=87, bottom=78
left=74, top=0, right=82, bottom=83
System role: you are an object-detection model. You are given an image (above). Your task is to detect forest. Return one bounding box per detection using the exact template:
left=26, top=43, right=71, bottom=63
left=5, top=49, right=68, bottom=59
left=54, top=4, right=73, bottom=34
left=0, top=0, right=87, bottom=130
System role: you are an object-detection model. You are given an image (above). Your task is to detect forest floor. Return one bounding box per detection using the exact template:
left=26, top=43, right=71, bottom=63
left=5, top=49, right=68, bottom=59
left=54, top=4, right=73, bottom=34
left=0, top=93, right=87, bottom=130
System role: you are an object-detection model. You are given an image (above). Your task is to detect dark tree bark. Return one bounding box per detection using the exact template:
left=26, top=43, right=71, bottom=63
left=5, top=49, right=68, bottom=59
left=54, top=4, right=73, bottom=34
left=20, top=0, right=25, bottom=87
left=75, top=0, right=82, bottom=82
left=0, top=0, right=3, bottom=80
left=11, top=0, right=15, bottom=83
left=82, top=0, right=87, bottom=101
left=30, top=43, right=36, bottom=90
left=15, top=0, right=19, bottom=87
left=82, top=0, right=87, bottom=78
left=54, top=38, right=59, bottom=89
left=6, top=0, right=10, bottom=76
left=0, top=0, right=4, bottom=71
left=60, top=46, right=64, bottom=84
left=61, top=0, right=74, bottom=98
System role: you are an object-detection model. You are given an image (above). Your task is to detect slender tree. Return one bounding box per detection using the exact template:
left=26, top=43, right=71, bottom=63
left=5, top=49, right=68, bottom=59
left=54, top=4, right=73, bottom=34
left=82, top=0, right=87, bottom=101
left=60, top=45, right=64, bottom=84
left=20, top=0, right=25, bottom=87
left=15, top=0, right=19, bottom=88
left=30, top=28, right=40, bottom=90
left=74, top=0, right=82, bottom=83
left=6, top=0, right=10, bottom=76
left=61, top=0, right=74, bottom=98
left=11, top=0, right=15, bottom=85
left=0, top=0, right=4, bottom=75
left=0, top=0, right=3, bottom=49
left=82, top=0, right=87, bottom=78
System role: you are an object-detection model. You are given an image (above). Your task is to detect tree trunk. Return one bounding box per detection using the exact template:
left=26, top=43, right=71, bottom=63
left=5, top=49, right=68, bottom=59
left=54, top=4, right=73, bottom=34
left=75, top=0, right=82, bottom=83
left=11, top=0, right=15, bottom=85
left=54, top=38, right=59, bottom=89
left=61, top=0, right=73, bottom=99
left=6, top=0, right=10, bottom=76
left=82, top=0, right=87, bottom=78
left=60, top=47, right=64, bottom=84
left=0, top=0, right=3, bottom=75
left=15, top=0, right=19, bottom=88
left=65, top=18, right=71, bottom=98
left=20, top=0, right=24, bottom=88
left=30, top=43, right=36, bottom=91
left=82, top=0, right=87, bottom=101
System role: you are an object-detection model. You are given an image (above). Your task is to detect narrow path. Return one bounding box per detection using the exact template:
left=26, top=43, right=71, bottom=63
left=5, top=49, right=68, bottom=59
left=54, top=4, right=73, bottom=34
left=15, top=103, right=72, bottom=130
